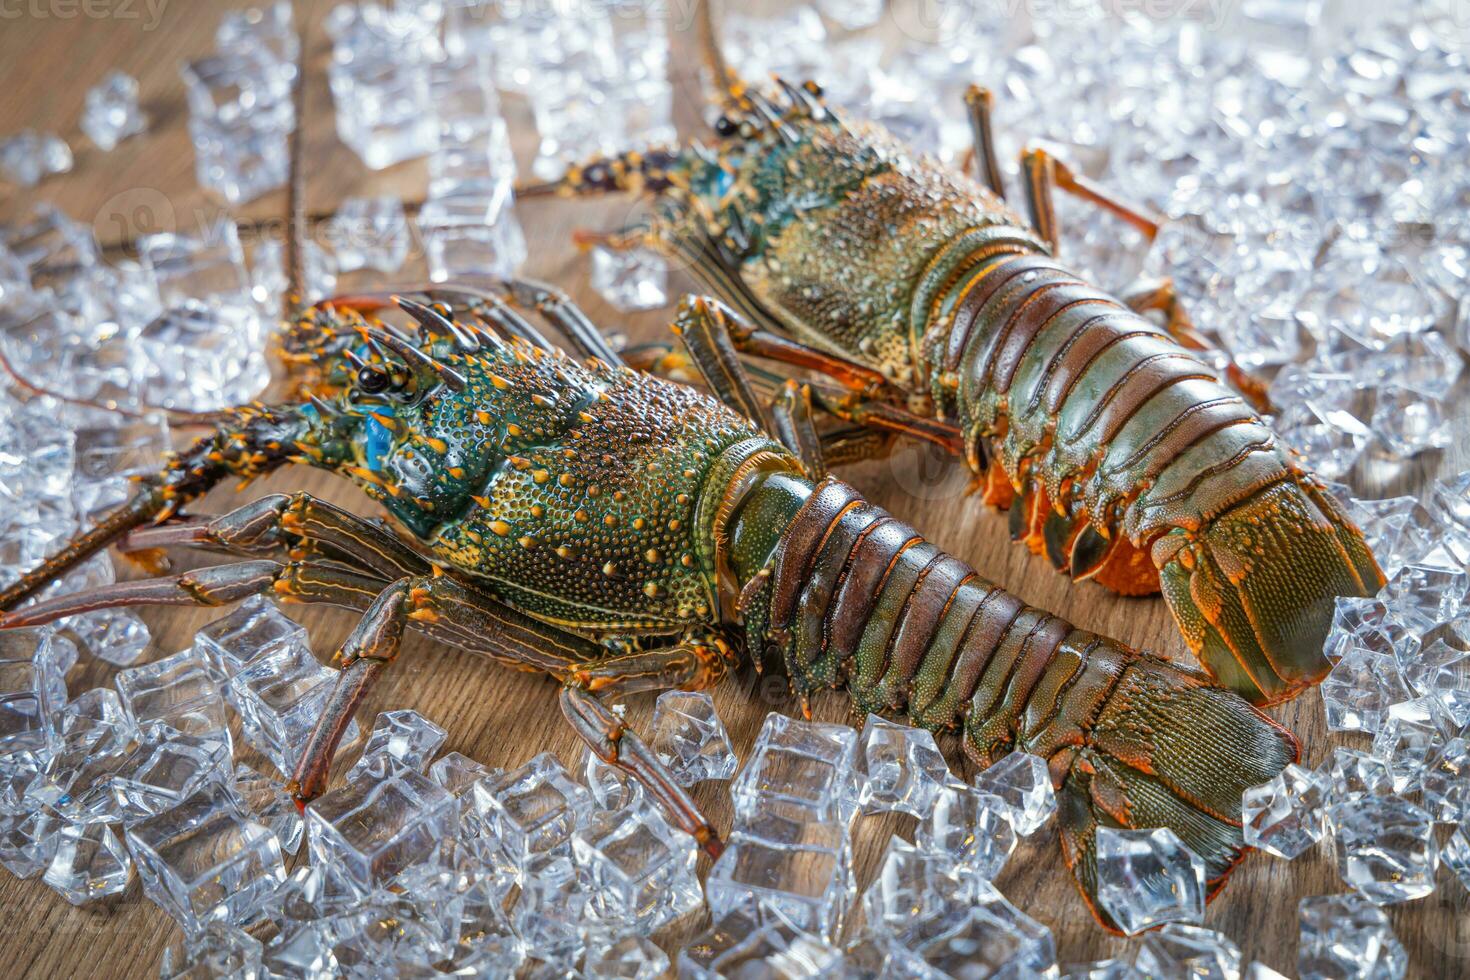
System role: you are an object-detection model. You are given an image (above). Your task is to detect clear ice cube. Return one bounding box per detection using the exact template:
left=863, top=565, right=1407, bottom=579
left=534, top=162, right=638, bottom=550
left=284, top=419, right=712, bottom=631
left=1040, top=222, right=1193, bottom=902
left=329, top=53, right=437, bottom=170
left=856, top=714, right=950, bottom=818
left=80, top=71, right=148, bottom=151
left=590, top=246, right=669, bottom=312
left=1242, top=762, right=1329, bottom=859
left=234, top=763, right=304, bottom=855
left=1323, top=746, right=1395, bottom=803
left=572, top=801, right=702, bottom=932
left=346, top=708, right=447, bottom=782
left=730, top=711, right=861, bottom=825
left=159, top=921, right=264, bottom=980
left=305, top=764, right=456, bottom=897
left=1134, top=924, right=1243, bottom=980
left=0, top=131, right=73, bottom=186
left=126, top=783, right=287, bottom=935
left=862, top=835, right=977, bottom=943
left=678, top=906, right=846, bottom=979
left=973, top=749, right=1058, bottom=836
left=194, top=595, right=307, bottom=678
left=650, top=690, right=737, bottom=787
left=115, top=649, right=230, bottom=746
left=0, top=809, right=61, bottom=877
left=111, top=731, right=235, bottom=823
left=1094, top=826, right=1206, bottom=935
left=418, top=186, right=528, bottom=282
left=580, top=744, right=642, bottom=811
left=326, top=195, right=410, bottom=273
left=1320, top=644, right=1408, bottom=733
left=914, top=783, right=1016, bottom=881
left=1298, top=893, right=1407, bottom=980
left=1422, top=736, right=1470, bottom=824
left=472, top=751, right=593, bottom=872
left=0, top=626, right=71, bottom=755
left=43, top=821, right=131, bottom=905
left=892, top=881, right=1057, bottom=979
left=705, top=821, right=854, bottom=941
left=1328, top=795, right=1437, bottom=904
left=230, top=639, right=359, bottom=778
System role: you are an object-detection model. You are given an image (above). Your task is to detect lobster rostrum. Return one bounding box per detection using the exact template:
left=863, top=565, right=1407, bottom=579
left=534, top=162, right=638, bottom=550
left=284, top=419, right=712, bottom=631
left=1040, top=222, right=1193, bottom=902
left=529, top=67, right=1386, bottom=706
left=0, top=283, right=1295, bottom=930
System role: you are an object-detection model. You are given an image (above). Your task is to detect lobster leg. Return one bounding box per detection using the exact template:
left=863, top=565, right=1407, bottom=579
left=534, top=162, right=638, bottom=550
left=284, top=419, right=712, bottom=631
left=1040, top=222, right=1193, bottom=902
left=559, top=640, right=731, bottom=859
left=1019, top=146, right=1061, bottom=250
left=963, top=85, right=1007, bottom=200
left=121, top=492, right=430, bottom=580
left=771, top=381, right=826, bottom=479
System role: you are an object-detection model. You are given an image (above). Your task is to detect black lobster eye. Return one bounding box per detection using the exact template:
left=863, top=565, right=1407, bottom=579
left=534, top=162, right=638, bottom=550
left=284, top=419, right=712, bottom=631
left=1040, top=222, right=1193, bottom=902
left=714, top=115, right=738, bottom=137
left=356, top=367, right=391, bottom=393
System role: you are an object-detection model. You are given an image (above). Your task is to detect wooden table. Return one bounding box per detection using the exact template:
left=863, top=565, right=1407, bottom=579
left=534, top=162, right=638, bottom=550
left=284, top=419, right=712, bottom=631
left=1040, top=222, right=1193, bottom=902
left=1, top=3, right=1464, bottom=978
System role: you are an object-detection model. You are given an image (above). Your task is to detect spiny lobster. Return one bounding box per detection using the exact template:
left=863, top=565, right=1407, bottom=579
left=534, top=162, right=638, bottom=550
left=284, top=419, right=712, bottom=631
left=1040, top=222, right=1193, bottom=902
left=523, top=5, right=1386, bottom=707
left=0, top=281, right=1295, bottom=930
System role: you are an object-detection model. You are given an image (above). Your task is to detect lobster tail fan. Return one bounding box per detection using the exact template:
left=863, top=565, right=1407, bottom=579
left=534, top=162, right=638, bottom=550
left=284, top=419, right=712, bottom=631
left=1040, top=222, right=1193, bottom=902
left=1154, top=474, right=1386, bottom=705
left=1053, top=652, right=1299, bottom=931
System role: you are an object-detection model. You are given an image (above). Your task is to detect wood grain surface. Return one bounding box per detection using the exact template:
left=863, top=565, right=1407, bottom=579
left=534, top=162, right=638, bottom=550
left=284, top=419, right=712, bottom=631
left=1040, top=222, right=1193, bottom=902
left=1, top=3, right=1465, bottom=978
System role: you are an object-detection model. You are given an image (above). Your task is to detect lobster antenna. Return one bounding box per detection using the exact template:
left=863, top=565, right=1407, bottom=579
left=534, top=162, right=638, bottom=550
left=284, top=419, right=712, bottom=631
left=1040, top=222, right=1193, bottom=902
left=284, top=16, right=310, bottom=319
left=696, top=0, right=742, bottom=110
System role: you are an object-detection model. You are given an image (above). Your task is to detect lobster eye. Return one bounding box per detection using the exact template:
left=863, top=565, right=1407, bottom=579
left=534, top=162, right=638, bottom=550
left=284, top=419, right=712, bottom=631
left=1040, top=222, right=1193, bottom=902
left=713, top=115, right=738, bottom=137
left=356, top=368, right=391, bottom=394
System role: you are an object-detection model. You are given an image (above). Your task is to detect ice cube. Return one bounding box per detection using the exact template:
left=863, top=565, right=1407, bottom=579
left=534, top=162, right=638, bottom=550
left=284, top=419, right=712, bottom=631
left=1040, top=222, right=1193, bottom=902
left=80, top=71, right=149, bottom=151
left=678, top=906, right=845, bottom=979
left=1442, top=826, right=1470, bottom=894
left=914, top=783, right=1016, bottom=881
left=472, top=751, right=594, bottom=872
left=229, top=640, right=357, bottom=778
left=1061, top=960, right=1143, bottom=979
left=585, top=935, right=669, bottom=980
left=0, top=131, right=73, bottom=186
left=862, top=835, right=978, bottom=944
left=590, top=246, right=669, bottom=312
left=1328, top=795, right=1437, bottom=904
left=443, top=875, right=526, bottom=975
left=418, top=186, right=528, bottom=282
left=1320, top=644, right=1408, bottom=733
left=111, top=731, right=235, bottom=822
left=1297, top=893, right=1407, bottom=980
left=126, top=783, right=287, bottom=935
left=1242, top=762, right=1329, bottom=859
left=234, top=763, right=303, bottom=855
left=1322, top=746, right=1395, bottom=803
left=69, top=609, right=151, bottom=668
left=1371, top=697, right=1453, bottom=793
left=0, top=626, right=71, bottom=755
left=1422, top=735, right=1470, bottom=823
left=346, top=708, right=446, bottom=782
left=326, top=195, right=410, bottom=273
left=856, top=714, right=950, bottom=817
left=731, top=711, right=861, bottom=824
left=305, top=764, right=456, bottom=897
left=580, top=744, right=642, bottom=811
left=650, top=690, right=737, bottom=786
left=43, top=822, right=131, bottom=905
left=329, top=52, right=437, bottom=170
left=514, top=855, right=590, bottom=966
left=895, top=889, right=1058, bottom=979
left=159, top=921, right=264, bottom=980
left=193, top=596, right=307, bottom=678
left=704, top=821, right=854, bottom=940
left=572, top=801, right=702, bottom=932
left=54, top=686, right=137, bottom=756
left=1134, top=924, right=1242, bottom=980
left=0, top=809, right=62, bottom=878
left=115, top=648, right=230, bottom=748
left=1094, top=826, right=1206, bottom=935
left=973, top=750, right=1057, bottom=836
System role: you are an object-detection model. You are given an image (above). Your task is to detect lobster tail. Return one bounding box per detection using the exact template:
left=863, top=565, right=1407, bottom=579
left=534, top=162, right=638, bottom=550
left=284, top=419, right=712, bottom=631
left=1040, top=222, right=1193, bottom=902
left=724, top=474, right=1299, bottom=928
left=1039, top=647, right=1300, bottom=930
left=1153, top=474, right=1385, bottom=705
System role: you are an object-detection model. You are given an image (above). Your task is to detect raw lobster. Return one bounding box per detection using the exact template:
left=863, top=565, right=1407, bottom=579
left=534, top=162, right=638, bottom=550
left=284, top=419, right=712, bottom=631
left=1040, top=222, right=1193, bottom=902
left=0, top=285, right=1295, bottom=930
left=526, top=21, right=1385, bottom=705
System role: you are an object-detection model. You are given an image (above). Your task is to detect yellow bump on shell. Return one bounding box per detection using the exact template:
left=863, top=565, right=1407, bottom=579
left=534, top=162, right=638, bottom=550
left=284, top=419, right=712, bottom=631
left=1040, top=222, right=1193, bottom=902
left=531, top=504, right=545, bottom=517
left=490, top=374, right=511, bottom=389
left=476, top=411, right=493, bottom=425
left=532, top=469, right=550, bottom=484
left=425, top=437, right=449, bottom=454
left=509, top=456, right=531, bottom=470
left=448, top=467, right=465, bottom=479
left=489, top=520, right=511, bottom=536
left=575, top=509, right=590, bottom=523
left=518, top=536, right=538, bottom=550
left=578, top=411, right=595, bottom=423
left=471, top=495, right=492, bottom=508
left=681, top=554, right=694, bottom=567
left=644, top=582, right=664, bottom=598
left=644, top=549, right=661, bottom=564
left=556, top=545, right=576, bottom=559
left=559, top=473, right=575, bottom=488
left=676, top=493, right=690, bottom=504
left=506, top=422, right=522, bottom=436
left=668, top=519, right=681, bottom=531
left=602, top=562, right=617, bottom=576
left=532, top=393, right=553, bottom=407
left=633, top=518, right=646, bottom=530
left=604, top=514, right=618, bottom=527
